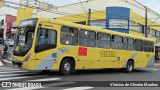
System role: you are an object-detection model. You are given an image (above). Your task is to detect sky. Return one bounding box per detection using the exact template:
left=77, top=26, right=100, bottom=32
left=137, top=0, right=160, bottom=14
left=4, top=0, right=160, bottom=14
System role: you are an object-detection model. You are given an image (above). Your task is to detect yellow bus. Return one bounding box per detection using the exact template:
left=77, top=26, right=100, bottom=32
left=12, top=18, right=155, bottom=75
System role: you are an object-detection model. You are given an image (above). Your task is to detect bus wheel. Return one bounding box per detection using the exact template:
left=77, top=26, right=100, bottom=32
left=124, top=60, right=134, bottom=73
left=60, top=59, right=73, bottom=75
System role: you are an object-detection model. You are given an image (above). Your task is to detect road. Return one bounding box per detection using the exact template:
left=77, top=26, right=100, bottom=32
left=0, top=44, right=160, bottom=90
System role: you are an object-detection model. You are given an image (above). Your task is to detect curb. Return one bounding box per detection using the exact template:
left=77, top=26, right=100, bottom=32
left=154, top=63, right=160, bottom=66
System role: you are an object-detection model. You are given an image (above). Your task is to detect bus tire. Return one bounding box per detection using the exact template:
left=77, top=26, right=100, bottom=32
left=124, top=60, right=134, bottom=73
left=60, top=59, right=73, bottom=76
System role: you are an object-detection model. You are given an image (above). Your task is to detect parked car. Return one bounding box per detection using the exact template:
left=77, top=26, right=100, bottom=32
left=0, top=38, right=4, bottom=44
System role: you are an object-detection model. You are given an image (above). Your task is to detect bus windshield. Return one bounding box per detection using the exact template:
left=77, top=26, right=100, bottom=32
left=13, top=18, right=38, bottom=56
left=13, top=27, right=35, bottom=56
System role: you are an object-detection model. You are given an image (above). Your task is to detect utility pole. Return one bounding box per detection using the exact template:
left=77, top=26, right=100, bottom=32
left=87, top=9, right=91, bottom=26
left=145, top=6, right=148, bottom=37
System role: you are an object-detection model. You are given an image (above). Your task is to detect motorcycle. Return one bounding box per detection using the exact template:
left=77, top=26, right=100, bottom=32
left=0, top=45, right=12, bottom=63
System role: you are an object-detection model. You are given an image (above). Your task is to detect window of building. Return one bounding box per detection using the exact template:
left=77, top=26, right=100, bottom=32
left=152, top=29, right=156, bottom=37
left=61, top=26, right=78, bottom=45
left=147, top=27, right=150, bottom=34
left=129, top=21, right=135, bottom=30
left=97, top=33, right=111, bottom=48
left=137, top=23, right=143, bottom=33
left=112, top=35, right=123, bottom=50
left=124, top=38, right=134, bottom=51
left=142, top=25, right=145, bottom=33
left=90, top=20, right=106, bottom=29
left=79, top=30, right=96, bottom=47
left=75, top=21, right=86, bottom=25
left=109, top=19, right=129, bottom=29
left=158, top=31, right=160, bottom=37
left=151, top=42, right=154, bottom=52
left=156, top=30, right=160, bottom=37
left=135, top=39, right=143, bottom=51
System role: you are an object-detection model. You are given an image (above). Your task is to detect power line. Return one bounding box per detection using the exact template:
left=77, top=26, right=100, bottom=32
left=1, top=0, right=160, bottom=26
left=150, top=16, right=160, bottom=26
left=0, top=0, right=90, bottom=20
left=78, top=0, right=87, bottom=13
left=2, top=0, right=160, bottom=20
left=55, top=0, right=160, bottom=20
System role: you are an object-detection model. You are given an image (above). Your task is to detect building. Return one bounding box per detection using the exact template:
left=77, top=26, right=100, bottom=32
left=0, top=5, right=17, bottom=40
left=0, top=0, right=17, bottom=39
left=56, top=0, right=160, bottom=39
left=0, top=15, right=16, bottom=40
left=16, top=0, right=160, bottom=41
left=20, top=0, right=39, bottom=7
left=5, top=15, right=16, bottom=38
left=0, top=0, right=5, bottom=8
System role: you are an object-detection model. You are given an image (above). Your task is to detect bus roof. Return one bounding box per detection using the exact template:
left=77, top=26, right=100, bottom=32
left=38, top=18, right=155, bottom=42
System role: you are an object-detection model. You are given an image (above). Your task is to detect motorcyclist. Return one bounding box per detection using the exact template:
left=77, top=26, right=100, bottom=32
left=2, top=44, right=8, bottom=59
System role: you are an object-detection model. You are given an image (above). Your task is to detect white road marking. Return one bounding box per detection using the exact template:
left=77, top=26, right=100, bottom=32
left=0, top=68, right=21, bottom=71
left=0, top=74, right=23, bottom=77
left=153, top=68, right=160, bottom=71
left=0, top=75, right=44, bottom=81
left=62, top=87, right=94, bottom=90
left=5, top=87, right=46, bottom=90
left=46, top=81, right=76, bottom=87
left=29, top=78, right=61, bottom=81
left=0, top=70, right=28, bottom=74
left=142, top=68, right=160, bottom=71
left=0, top=67, right=18, bottom=70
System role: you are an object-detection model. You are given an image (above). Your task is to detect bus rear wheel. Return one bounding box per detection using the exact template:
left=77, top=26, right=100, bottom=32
left=60, top=59, right=74, bottom=76
left=124, top=60, right=134, bottom=73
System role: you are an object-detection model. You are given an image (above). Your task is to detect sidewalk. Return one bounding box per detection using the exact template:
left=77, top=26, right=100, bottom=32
left=154, top=61, right=160, bottom=67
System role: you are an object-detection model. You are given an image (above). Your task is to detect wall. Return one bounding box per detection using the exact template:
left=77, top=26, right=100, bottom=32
left=49, top=0, right=159, bottom=24
left=106, top=7, right=130, bottom=33
left=0, top=0, right=5, bottom=8
left=16, top=7, right=37, bottom=26
left=5, top=15, right=16, bottom=32
left=0, top=7, right=17, bottom=16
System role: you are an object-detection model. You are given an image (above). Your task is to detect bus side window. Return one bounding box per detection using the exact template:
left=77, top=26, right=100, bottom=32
left=112, top=35, right=123, bottom=50
left=79, top=30, right=96, bottom=47
left=35, top=28, right=57, bottom=53
left=144, top=41, right=149, bottom=52
left=135, top=39, right=143, bottom=51
left=144, top=41, right=154, bottom=52
left=124, top=37, right=128, bottom=50
left=97, top=32, right=110, bottom=48
left=128, top=38, right=134, bottom=51
left=61, top=26, right=78, bottom=45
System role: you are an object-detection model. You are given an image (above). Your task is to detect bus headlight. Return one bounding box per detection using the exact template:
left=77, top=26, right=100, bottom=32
left=24, top=54, right=31, bottom=62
